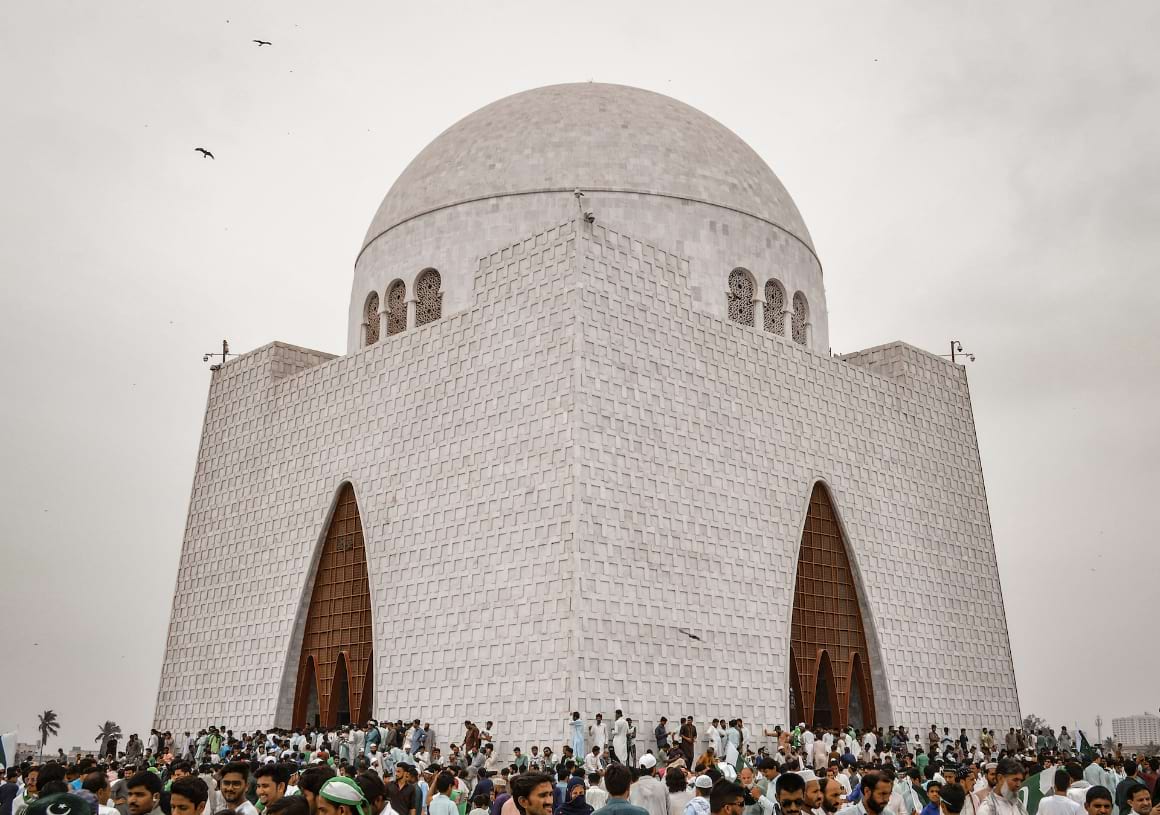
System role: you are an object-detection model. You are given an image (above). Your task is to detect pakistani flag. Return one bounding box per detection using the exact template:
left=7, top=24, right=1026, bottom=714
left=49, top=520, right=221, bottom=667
left=0, top=732, right=16, bottom=769
left=1019, top=772, right=1049, bottom=815
left=1077, top=730, right=1095, bottom=762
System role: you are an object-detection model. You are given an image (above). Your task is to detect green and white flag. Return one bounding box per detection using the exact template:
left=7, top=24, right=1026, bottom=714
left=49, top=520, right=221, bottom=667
left=0, top=732, right=16, bottom=769
left=1076, top=730, right=1095, bottom=762
left=1019, top=772, right=1048, bottom=815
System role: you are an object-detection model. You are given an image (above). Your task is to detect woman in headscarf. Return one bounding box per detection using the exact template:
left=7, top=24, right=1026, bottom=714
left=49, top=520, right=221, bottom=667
left=559, top=777, right=593, bottom=815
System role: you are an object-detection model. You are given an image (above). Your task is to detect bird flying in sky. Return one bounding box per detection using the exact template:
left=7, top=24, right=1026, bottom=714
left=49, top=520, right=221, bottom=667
left=677, top=628, right=702, bottom=641
left=194, top=148, right=214, bottom=159
left=253, top=39, right=272, bottom=46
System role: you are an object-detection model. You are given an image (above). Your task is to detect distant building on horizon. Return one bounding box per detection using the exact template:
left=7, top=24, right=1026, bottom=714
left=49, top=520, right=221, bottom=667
left=154, top=82, right=1020, bottom=752
left=1113, top=713, right=1160, bottom=748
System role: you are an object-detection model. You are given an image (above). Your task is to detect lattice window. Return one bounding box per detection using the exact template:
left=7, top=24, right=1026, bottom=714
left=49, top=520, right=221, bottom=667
left=364, top=292, right=380, bottom=346
left=727, top=268, right=755, bottom=326
left=764, top=280, right=786, bottom=335
left=789, top=484, right=876, bottom=729
left=415, top=269, right=442, bottom=326
left=292, top=484, right=374, bottom=728
left=386, top=280, right=407, bottom=336
left=792, top=291, right=809, bottom=345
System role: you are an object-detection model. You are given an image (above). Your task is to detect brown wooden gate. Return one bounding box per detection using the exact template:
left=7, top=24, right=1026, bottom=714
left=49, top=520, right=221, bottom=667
left=292, top=484, right=374, bottom=727
left=789, top=483, right=876, bottom=728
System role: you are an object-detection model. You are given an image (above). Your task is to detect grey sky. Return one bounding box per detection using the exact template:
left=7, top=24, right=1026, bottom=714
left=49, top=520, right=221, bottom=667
left=2, top=0, right=1157, bottom=752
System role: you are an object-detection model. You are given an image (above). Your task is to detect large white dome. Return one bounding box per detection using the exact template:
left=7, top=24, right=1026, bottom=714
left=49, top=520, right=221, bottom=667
left=350, top=83, right=827, bottom=354
left=361, top=83, right=814, bottom=254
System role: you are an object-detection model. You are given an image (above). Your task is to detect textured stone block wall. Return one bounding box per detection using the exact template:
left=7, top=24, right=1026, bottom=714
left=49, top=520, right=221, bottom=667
left=158, top=216, right=1017, bottom=753
left=569, top=222, right=1019, bottom=734
left=157, top=224, right=583, bottom=753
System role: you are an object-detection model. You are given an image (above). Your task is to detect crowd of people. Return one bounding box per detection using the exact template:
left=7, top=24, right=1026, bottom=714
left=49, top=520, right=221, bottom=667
left=3, top=715, right=1158, bottom=815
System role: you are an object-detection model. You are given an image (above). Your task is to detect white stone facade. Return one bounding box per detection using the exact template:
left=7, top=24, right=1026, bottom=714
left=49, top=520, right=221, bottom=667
left=156, top=84, right=1020, bottom=753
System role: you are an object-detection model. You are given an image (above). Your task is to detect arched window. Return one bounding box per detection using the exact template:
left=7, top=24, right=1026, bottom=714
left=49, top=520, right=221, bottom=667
left=764, top=279, right=786, bottom=335
left=386, top=280, right=407, bottom=336
left=363, top=292, right=380, bottom=346
left=415, top=269, right=442, bottom=326
left=792, top=291, right=809, bottom=346
left=727, top=268, right=755, bottom=326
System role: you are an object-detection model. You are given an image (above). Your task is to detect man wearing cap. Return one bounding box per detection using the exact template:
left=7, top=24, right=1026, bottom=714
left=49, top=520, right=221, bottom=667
left=973, top=765, right=998, bottom=812
left=976, top=759, right=1027, bottom=815
left=629, top=755, right=670, bottom=815
left=366, top=723, right=382, bottom=758
left=685, top=777, right=713, bottom=815
left=317, top=778, right=370, bottom=815
left=797, top=771, right=823, bottom=815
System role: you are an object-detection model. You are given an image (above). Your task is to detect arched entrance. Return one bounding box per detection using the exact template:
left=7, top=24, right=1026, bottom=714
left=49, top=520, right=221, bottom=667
left=292, top=483, right=375, bottom=728
left=847, top=653, right=871, bottom=730
left=300, top=656, right=320, bottom=728
left=812, top=651, right=839, bottom=728
left=789, top=647, right=804, bottom=726
left=789, top=483, right=877, bottom=728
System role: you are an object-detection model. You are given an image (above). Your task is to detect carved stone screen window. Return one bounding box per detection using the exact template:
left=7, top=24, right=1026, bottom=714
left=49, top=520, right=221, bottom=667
left=364, top=292, right=380, bottom=346
left=789, top=483, right=876, bottom=729
left=415, top=269, right=442, bottom=326
left=386, top=280, right=407, bottom=336
left=292, top=484, right=374, bottom=728
left=764, top=280, right=786, bottom=335
left=792, top=291, right=809, bottom=345
left=727, top=268, right=755, bottom=327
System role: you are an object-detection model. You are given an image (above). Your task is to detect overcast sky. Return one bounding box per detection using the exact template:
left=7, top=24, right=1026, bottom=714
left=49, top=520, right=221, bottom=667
left=2, top=0, right=1158, bottom=753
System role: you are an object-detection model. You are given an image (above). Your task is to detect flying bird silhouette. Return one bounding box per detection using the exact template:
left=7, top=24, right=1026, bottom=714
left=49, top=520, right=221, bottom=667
left=194, top=148, right=214, bottom=159
left=677, top=628, right=702, bottom=641
left=253, top=39, right=272, bottom=46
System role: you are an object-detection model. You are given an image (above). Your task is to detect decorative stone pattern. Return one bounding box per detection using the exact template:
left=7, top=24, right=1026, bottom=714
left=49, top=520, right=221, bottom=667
left=415, top=269, right=442, bottom=327
left=728, top=268, right=755, bottom=327
left=157, top=216, right=1019, bottom=754
left=764, top=280, right=785, bottom=335
left=792, top=291, right=808, bottom=345
left=386, top=281, right=406, bottom=335
left=364, top=293, right=380, bottom=345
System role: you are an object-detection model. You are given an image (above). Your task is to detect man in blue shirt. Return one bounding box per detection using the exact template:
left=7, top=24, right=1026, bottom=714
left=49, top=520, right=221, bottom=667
left=593, top=766, right=649, bottom=815
left=920, top=782, right=941, bottom=815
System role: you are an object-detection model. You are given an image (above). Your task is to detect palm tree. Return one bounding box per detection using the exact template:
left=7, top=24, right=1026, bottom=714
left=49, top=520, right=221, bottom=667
left=95, top=721, right=122, bottom=757
left=38, top=710, right=60, bottom=760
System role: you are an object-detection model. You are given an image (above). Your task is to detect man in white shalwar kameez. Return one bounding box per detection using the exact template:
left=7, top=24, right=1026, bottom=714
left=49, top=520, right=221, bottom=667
left=613, top=711, right=630, bottom=765
left=591, top=715, right=609, bottom=756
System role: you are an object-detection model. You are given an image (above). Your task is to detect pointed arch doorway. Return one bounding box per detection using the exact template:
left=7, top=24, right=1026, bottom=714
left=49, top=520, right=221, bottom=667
left=292, top=484, right=375, bottom=728
left=788, top=483, right=877, bottom=729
